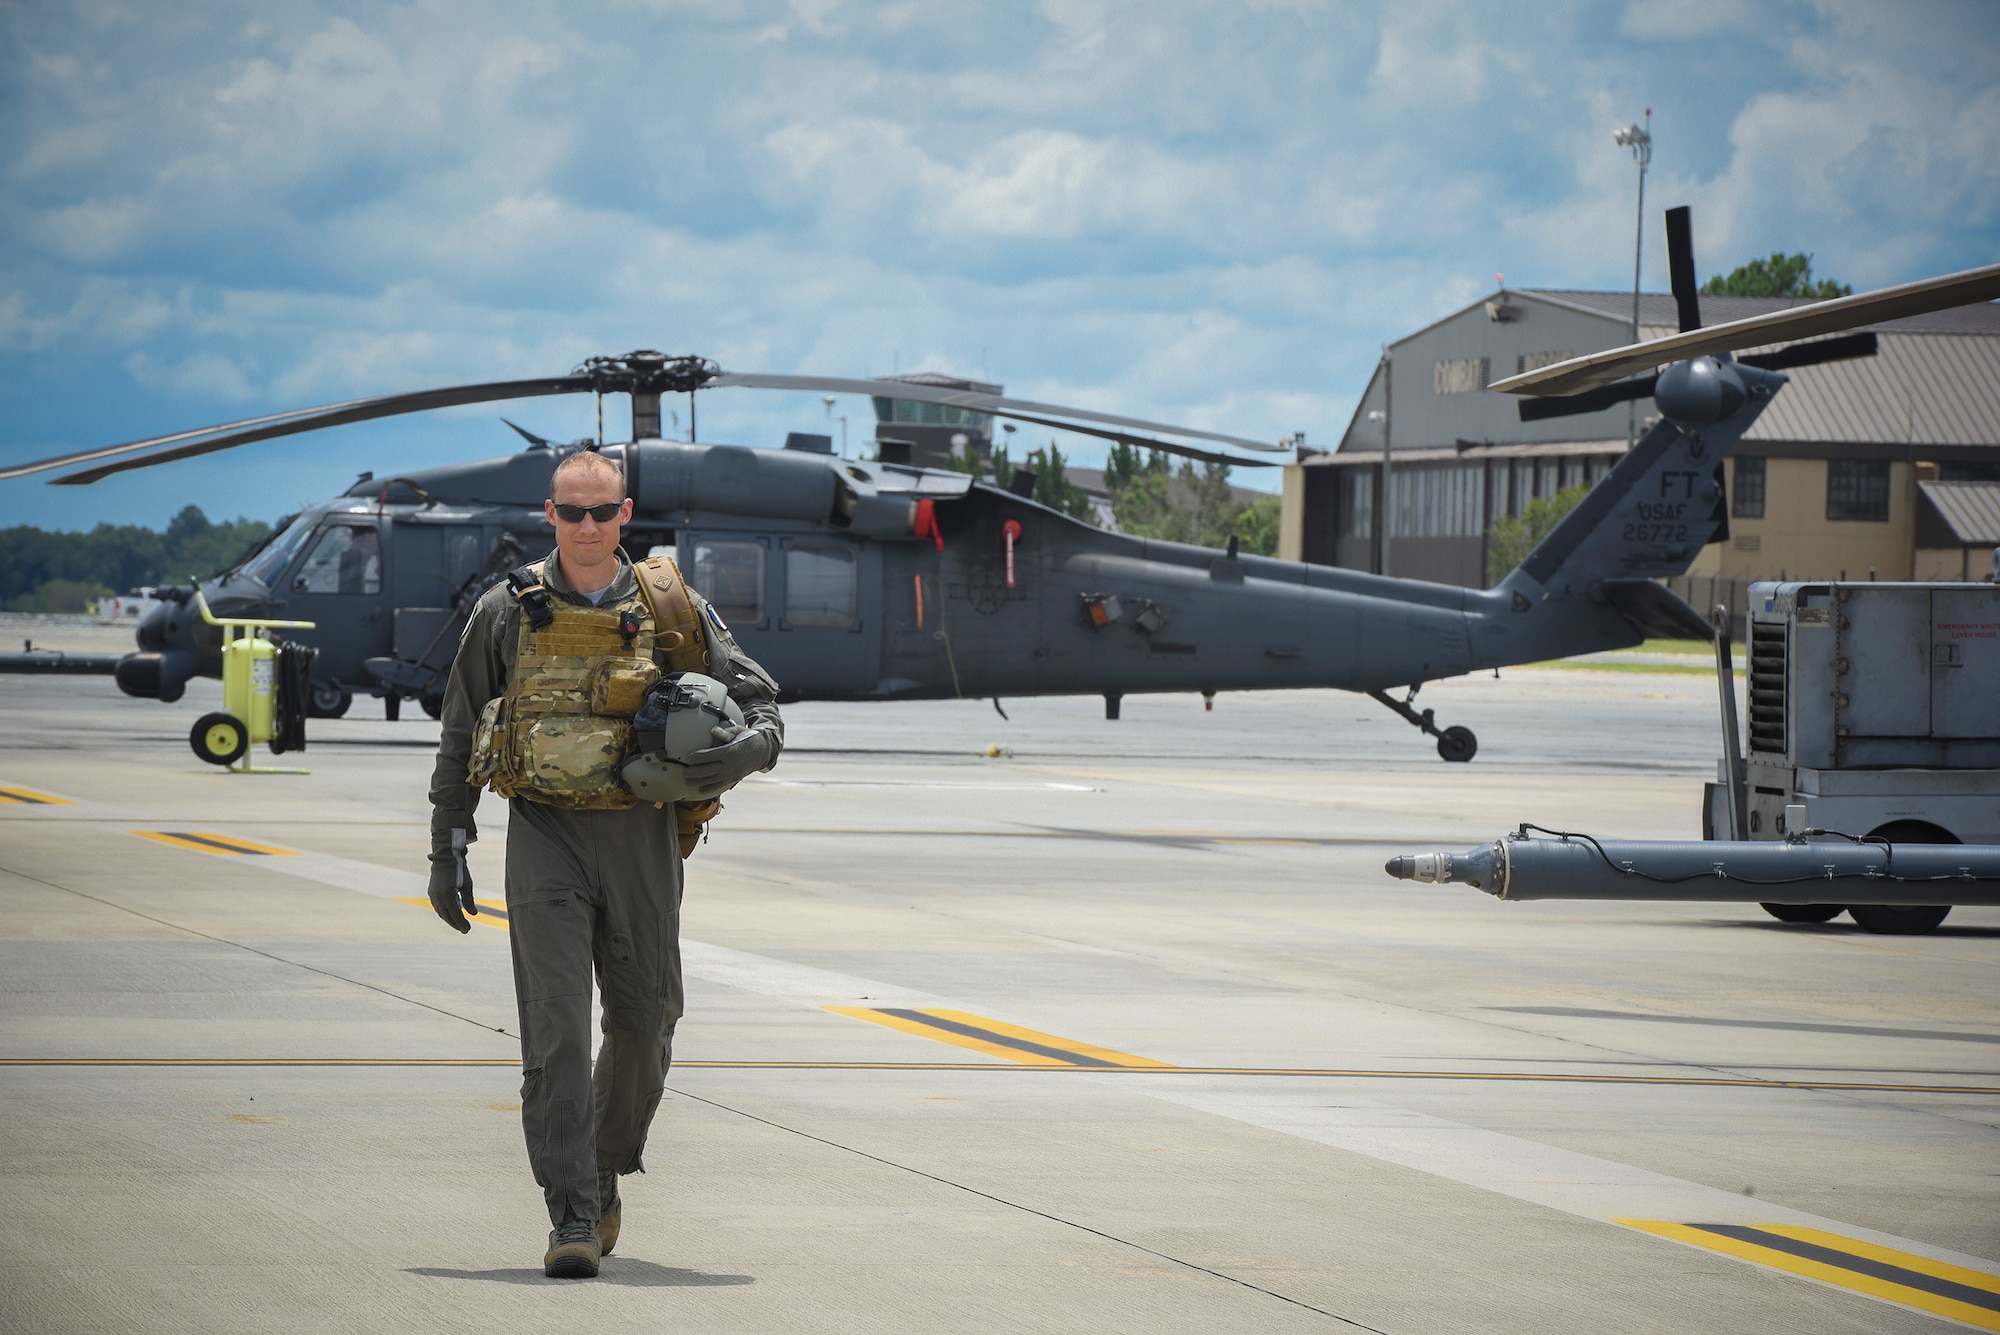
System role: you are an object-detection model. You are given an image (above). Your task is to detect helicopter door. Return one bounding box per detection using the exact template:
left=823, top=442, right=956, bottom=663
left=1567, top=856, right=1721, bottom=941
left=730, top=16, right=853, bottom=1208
left=391, top=526, right=484, bottom=677
left=285, top=519, right=388, bottom=668
left=765, top=538, right=877, bottom=695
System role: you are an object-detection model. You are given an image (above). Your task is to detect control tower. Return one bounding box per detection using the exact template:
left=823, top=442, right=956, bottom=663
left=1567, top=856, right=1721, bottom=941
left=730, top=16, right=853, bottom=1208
left=871, top=372, right=1000, bottom=468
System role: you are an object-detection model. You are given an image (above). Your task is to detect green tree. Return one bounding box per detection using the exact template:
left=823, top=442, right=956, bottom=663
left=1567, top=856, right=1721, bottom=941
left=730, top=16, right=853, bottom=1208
left=7, top=578, right=114, bottom=613
left=1109, top=456, right=1272, bottom=550
left=0, top=506, right=272, bottom=607
left=1486, top=483, right=1588, bottom=585
left=1234, top=493, right=1282, bottom=556
left=1700, top=253, right=1852, bottom=300
left=1028, top=444, right=1099, bottom=524
left=942, top=439, right=986, bottom=476
left=1103, top=440, right=1169, bottom=493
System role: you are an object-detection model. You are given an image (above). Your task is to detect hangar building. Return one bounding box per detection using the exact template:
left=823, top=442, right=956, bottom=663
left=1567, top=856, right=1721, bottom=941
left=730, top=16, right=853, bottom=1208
left=1276, top=288, right=2000, bottom=611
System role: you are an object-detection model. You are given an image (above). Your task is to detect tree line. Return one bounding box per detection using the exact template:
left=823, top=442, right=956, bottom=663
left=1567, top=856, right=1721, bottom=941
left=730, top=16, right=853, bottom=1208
left=945, top=437, right=1281, bottom=554
left=0, top=506, right=273, bottom=612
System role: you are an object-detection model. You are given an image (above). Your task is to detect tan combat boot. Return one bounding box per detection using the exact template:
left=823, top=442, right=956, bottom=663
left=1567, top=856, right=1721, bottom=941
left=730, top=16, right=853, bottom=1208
left=598, top=1171, right=622, bottom=1257
left=543, top=1214, right=601, bottom=1279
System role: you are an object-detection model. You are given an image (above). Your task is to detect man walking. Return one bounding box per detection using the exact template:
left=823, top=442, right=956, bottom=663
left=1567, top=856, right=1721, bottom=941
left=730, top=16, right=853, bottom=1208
left=427, top=449, right=782, bottom=1277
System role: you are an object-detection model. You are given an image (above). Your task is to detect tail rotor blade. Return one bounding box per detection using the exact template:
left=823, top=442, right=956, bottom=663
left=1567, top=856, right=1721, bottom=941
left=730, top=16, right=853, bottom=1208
left=1518, top=375, right=1658, bottom=423
left=1739, top=331, right=1879, bottom=372
left=1665, top=206, right=1701, bottom=332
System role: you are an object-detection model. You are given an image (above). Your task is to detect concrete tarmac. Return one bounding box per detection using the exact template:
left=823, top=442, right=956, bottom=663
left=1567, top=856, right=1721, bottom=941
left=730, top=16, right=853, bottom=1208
left=1, top=661, right=1996, bottom=1334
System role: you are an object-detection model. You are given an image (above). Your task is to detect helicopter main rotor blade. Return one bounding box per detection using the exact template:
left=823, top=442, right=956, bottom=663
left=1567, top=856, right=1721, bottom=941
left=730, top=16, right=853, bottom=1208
left=42, top=376, right=590, bottom=485
left=981, top=408, right=1278, bottom=467
left=1516, top=375, right=1658, bottom=423
left=1516, top=332, right=1883, bottom=424
left=1490, top=261, right=2000, bottom=397
left=0, top=397, right=382, bottom=483
left=1737, top=329, right=1879, bottom=372
left=707, top=371, right=1288, bottom=454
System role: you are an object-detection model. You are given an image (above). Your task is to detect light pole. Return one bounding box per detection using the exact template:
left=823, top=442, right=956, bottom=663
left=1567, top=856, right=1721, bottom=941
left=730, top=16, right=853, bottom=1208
left=1366, top=346, right=1392, bottom=576
left=821, top=395, right=847, bottom=457
left=1614, top=111, right=1652, bottom=450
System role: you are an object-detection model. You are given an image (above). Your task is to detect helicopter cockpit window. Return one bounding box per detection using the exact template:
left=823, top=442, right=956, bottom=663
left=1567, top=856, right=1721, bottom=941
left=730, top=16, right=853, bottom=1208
left=692, top=540, right=765, bottom=625
left=240, top=513, right=319, bottom=589
left=293, top=525, right=382, bottom=596
left=784, top=544, right=857, bottom=628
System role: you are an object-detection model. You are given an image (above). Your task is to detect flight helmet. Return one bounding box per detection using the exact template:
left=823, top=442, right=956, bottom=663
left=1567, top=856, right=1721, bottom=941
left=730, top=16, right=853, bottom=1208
left=619, top=672, right=746, bottom=803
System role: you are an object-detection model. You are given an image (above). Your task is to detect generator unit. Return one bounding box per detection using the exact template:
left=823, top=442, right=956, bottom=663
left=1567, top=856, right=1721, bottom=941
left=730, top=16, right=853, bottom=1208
left=1706, top=580, right=2000, bottom=848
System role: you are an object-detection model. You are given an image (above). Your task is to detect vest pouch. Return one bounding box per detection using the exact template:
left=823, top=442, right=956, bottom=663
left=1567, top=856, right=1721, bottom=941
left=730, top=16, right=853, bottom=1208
left=512, top=714, right=636, bottom=809
left=676, top=798, right=722, bottom=859
left=468, top=695, right=515, bottom=795
left=586, top=656, right=660, bottom=718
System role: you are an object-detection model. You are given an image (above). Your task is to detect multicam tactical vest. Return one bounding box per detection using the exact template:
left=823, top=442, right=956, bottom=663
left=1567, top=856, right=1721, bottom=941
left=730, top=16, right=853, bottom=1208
left=468, top=555, right=711, bottom=812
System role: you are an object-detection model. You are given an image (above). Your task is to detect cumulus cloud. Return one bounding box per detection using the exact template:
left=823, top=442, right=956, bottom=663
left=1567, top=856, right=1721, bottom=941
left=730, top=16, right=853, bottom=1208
left=0, top=0, right=1995, bottom=529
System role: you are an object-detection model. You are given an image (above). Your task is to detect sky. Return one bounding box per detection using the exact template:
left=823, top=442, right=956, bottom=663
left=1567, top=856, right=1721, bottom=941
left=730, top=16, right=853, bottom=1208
left=2, top=0, right=1997, bottom=532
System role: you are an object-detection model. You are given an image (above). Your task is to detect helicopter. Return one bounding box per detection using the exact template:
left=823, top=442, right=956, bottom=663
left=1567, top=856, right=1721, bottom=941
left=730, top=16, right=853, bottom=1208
left=6, top=207, right=1996, bottom=759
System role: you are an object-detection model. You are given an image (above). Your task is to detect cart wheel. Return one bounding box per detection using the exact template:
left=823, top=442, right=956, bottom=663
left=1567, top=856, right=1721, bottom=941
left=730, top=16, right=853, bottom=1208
left=191, top=712, right=249, bottom=766
left=1436, top=726, right=1477, bottom=763
left=1847, top=903, right=1951, bottom=935
left=1759, top=903, right=1843, bottom=924
left=1847, top=821, right=1956, bottom=935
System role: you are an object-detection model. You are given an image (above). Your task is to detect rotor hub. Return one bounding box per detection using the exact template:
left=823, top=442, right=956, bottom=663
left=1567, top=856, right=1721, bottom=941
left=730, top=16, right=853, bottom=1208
left=578, top=352, right=719, bottom=396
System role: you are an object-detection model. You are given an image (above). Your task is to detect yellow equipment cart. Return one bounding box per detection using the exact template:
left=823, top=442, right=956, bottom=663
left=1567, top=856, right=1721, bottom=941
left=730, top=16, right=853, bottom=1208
left=187, top=587, right=318, bottom=774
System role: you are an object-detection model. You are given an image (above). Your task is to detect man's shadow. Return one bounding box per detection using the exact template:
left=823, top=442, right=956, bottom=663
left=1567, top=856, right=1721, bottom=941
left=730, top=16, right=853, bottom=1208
left=408, top=1259, right=752, bottom=1288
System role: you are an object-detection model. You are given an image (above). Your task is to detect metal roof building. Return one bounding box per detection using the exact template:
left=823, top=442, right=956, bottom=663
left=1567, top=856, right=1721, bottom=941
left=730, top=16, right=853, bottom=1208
left=1279, top=288, right=2000, bottom=597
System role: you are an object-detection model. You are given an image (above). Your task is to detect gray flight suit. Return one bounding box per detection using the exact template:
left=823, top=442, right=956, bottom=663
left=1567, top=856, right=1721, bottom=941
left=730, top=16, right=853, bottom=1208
left=429, top=554, right=782, bottom=1225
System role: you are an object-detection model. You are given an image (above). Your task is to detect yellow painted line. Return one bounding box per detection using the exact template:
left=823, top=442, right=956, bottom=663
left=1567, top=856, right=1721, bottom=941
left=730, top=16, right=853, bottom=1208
left=396, top=897, right=510, bottom=929
left=1618, top=1220, right=2000, bottom=1330
left=0, top=784, right=74, bottom=806
left=827, top=1006, right=1172, bottom=1068
left=133, top=831, right=298, bottom=856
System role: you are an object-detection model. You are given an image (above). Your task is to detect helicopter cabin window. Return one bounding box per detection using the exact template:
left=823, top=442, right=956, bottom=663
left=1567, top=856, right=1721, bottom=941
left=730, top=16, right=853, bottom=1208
left=293, top=525, right=382, bottom=595
left=692, top=540, right=765, bottom=624
left=784, top=544, right=857, bottom=628
left=241, top=514, right=319, bottom=589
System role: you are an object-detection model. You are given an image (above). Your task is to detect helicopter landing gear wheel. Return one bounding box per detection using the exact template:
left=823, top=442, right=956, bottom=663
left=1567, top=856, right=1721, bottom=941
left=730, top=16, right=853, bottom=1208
left=1367, top=687, right=1477, bottom=763
left=1760, top=903, right=1843, bottom=924
left=307, top=682, right=351, bottom=718
left=190, top=712, right=248, bottom=766
left=419, top=692, right=444, bottom=721
left=1436, top=726, right=1477, bottom=763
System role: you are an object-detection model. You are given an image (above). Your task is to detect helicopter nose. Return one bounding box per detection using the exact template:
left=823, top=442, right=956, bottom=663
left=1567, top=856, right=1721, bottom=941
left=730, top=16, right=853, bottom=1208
left=136, top=602, right=169, bottom=651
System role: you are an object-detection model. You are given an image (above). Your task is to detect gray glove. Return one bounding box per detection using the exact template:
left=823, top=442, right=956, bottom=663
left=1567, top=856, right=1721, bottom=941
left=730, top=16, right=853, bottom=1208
left=427, top=828, right=478, bottom=933
left=681, top=724, right=778, bottom=797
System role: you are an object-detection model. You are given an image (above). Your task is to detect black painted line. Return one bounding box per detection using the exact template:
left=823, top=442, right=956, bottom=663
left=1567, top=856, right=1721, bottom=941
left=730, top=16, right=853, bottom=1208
left=1690, top=1224, right=2000, bottom=1312
left=874, top=1008, right=1122, bottom=1068
left=158, top=831, right=268, bottom=855
left=0, top=790, right=51, bottom=805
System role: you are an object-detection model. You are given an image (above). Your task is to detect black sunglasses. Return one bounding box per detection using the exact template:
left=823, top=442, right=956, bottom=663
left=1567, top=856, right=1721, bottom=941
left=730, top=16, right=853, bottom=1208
left=551, top=501, right=624, bottom=523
